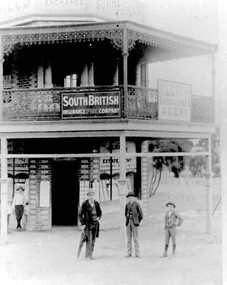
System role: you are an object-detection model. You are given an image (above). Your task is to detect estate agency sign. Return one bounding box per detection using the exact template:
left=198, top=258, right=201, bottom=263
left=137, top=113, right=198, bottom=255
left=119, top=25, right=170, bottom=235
left=158, top=80, right=192, bottom=122
left=100, top=157, right=136, bottom=174
left=61, top=91, right=120, bottom=119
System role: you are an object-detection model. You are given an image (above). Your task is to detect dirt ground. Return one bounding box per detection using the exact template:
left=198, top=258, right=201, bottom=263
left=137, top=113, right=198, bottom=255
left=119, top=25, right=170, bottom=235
left=0, top=178, right=223, bottom=285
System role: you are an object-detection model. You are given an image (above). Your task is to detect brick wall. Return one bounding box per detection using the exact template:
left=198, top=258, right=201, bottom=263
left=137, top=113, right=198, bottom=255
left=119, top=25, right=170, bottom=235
left=15, top=72, right=38, bottom=89
left=27, top=159, right=52, bottom=231
left=4, top=70, right=38, bottom=89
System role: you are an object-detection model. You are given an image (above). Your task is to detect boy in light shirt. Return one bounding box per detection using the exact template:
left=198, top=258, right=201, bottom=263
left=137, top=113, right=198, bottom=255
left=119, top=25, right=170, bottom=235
left=12, top=186, right=26, bottom=230
left=162, top=202, right=183, bottom=257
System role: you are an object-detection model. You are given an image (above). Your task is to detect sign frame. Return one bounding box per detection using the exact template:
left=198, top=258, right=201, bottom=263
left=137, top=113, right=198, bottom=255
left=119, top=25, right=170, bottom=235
left=158, top=79, right=192, bottom=122
left=61, top=91, right=121, bottom=120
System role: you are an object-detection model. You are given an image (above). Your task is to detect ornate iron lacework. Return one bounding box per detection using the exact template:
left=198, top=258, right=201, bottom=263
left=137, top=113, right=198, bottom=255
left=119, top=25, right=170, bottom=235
left=2, top=29, right=124, bottom=56
left=126, top=86, right=158, bottom=119
left=3, top=86, right=124, bottom=121
left=127, top=29, right=209, bottom=56
left=3, top=88, right=213, bottom=123
left=3, top=89, right=61, bottom=120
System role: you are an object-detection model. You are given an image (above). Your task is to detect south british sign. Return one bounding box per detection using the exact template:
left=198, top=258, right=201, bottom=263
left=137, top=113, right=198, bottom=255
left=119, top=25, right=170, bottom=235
left=61, top=91, right=121, bottom=119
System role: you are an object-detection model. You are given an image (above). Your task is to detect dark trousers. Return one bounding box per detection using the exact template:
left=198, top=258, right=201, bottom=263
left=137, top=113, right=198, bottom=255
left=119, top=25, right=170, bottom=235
left=15, top=205, right=24, bottom=228
left=85, top=224, right=98, bottom=258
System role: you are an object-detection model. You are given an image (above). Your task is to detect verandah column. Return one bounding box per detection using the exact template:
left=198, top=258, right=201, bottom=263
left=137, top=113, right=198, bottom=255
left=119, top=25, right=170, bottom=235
left=0, top=37, right=8, bottom=244
left=44, top=59, right=53, bottom=88
left=37, top=58, right=44, bottom=88
left=118, top=133, right=127, bottom=243
left=0, top=138, right=8, bottom=244
left=113, top=58, right=119, bottom=86
left=136, top=62, right=141, bottom=86
left=80, top=63, right=89, bottom=86
left=122, top=26, right=128, bottom=117
left=88, top=60, right=94, bottom=86
left=141, top=140, right=149, bottom=220
left=205, top=136, right=213, bottom=234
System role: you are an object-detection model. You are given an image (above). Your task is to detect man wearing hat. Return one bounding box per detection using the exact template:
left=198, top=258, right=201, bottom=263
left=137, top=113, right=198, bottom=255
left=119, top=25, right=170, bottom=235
left=12, top=186, right=26, bottom=231
left=162, top=202, right=183, bottom=257
left=78, top=189, right=102, bottom=260
left=125, top=191, right=143, bottom=258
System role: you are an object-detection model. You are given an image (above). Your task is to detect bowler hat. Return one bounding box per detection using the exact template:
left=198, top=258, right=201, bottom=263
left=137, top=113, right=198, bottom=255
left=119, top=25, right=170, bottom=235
left=87, top=189, right=95, bottom=195
left=17, top=186, right=24, bottom=191
left=166, top=202, right=176, bottom=208
left=126, top=191, right=135, bottom=198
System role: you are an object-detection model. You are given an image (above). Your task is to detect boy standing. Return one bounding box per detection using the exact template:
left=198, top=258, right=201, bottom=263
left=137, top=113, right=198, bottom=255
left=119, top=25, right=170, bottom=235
left=162, top=202, right=183, bottom=257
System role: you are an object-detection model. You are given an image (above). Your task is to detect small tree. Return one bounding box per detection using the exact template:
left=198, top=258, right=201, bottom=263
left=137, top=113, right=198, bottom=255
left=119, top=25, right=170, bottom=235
left=148, top=139, right=192, bottom=197
left=187, top=128, right=220, bottom=177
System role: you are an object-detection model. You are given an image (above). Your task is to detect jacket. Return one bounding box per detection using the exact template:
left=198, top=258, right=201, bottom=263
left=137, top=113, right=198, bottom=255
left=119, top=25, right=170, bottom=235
left=125, top=201, right=143, bottom=226
left=164, top=210, right=183, bottom=229
left=79, top=200, right=102, bottom=227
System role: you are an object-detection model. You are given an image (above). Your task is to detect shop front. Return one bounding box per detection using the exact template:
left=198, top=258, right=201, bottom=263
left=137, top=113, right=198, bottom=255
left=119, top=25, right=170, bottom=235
left=0, top=19, right=216, bottom=243
left=4, top=136, right=144, bottom=230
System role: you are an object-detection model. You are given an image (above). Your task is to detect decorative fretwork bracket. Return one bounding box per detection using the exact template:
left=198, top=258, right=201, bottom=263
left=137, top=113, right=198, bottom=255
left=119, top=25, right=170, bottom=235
left=2, top=28, right=125, bottom=57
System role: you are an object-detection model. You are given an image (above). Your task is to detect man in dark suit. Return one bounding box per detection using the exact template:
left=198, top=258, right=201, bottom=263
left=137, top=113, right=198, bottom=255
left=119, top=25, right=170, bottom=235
left=125, top=191, right=143, bottom=258
left=78, top=190, right=102, bottom=260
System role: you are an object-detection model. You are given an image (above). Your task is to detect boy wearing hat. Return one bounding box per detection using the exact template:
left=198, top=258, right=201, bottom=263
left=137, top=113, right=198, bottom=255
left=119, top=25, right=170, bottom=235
left=78, top=190, right=102, bottom=260
left=162, top=202, right=183, bottom=257
left=125, top=191, right=143, bottom=258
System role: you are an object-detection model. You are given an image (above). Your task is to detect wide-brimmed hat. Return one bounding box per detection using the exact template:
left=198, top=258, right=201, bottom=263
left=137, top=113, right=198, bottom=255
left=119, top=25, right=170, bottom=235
left=166, top=202, right=176, bottom=208
left=16, top=186, right=24, bottom=191
left=87, top=190, right=95, bottom=196
left=126, top=192, right=135, bottom=198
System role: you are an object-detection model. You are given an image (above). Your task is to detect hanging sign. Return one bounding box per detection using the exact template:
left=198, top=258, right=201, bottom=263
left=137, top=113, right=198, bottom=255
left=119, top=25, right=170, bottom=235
left=158, top=80, right=192, bottom=122
left=61, top=91, right=120, bottom=119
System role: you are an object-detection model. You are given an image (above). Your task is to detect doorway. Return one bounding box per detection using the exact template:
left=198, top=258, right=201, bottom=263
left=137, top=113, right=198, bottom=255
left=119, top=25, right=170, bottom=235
left=52, top=160, right=79, bottom=226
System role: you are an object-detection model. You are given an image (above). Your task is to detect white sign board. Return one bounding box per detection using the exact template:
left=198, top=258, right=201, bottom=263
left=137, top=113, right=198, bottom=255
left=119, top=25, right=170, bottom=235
left=100, top=157, right=136, bottom=173
left=40, top=180, right=50, bottom=207
left=158, top=80, right=192, bottom=122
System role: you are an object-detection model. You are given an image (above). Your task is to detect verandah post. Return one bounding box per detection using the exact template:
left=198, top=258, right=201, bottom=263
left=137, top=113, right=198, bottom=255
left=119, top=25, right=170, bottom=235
left=0, top=137, right=8, bottom=244
left=118, top=133, right=127, bottom=244
left=205, top=135, right=212, bottom=234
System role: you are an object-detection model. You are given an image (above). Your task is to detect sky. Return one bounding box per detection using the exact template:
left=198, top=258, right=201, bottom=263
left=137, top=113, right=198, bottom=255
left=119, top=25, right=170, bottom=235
left=140, top=0, right=218, bottom=44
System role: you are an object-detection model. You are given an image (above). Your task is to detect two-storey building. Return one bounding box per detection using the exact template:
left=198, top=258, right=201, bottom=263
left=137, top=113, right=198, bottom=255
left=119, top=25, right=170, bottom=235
left=0, top=0, right=217, bottom=241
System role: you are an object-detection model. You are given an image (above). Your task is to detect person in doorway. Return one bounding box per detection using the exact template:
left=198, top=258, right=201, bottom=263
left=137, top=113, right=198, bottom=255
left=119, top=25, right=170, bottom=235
left=78, top=190, right=102, bottom=260
left=162, top=202, right=183, bottom=257
left=125, top=191, right=143, bottom=258
left=12, top=186, right=26, bottom=231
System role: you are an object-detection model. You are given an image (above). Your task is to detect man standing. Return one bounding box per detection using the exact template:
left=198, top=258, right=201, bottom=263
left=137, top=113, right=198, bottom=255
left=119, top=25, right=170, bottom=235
left=78, top=190, right=102, bottom=260
left=12, top=186, right=26, bottom=231
left=162, top=202, right=183, bottom=257
left=125, top=191, right=143, bottom=258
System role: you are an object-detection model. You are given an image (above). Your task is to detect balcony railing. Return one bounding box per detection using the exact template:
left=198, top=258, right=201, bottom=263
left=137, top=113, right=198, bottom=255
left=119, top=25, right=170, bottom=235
left=3, top=86, right=214, bottom=123
left=126, top=86, right=158, bottom=119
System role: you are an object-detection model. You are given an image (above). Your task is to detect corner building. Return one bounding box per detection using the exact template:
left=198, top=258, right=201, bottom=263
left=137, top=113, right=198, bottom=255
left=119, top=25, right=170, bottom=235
left=0, top=0, right=216, bottom=232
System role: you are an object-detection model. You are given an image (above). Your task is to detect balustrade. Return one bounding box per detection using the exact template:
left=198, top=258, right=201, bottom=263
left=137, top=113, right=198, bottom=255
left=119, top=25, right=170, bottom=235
left=2, top=86, right=214, bottom=123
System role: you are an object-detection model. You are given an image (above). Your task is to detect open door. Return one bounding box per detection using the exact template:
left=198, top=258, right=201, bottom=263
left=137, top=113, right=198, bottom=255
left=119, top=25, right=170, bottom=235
left=52, top=160, right=79, bottom=226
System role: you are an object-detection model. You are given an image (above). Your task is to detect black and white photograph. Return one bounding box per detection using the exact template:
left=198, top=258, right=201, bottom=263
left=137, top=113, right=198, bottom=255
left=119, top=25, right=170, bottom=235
left=0, top=0, right=226, bottom=284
